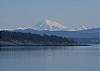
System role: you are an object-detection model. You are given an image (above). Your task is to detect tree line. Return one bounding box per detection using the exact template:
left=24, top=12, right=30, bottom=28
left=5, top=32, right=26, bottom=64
left=0, top=31, right=76, bottom=45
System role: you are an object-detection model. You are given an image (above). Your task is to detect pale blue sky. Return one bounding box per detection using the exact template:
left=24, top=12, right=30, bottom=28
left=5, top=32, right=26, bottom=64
left=0, top=0, right=100, bottom=29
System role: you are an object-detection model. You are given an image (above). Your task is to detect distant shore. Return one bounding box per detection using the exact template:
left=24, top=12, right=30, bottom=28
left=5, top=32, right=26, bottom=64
left=0, top=40, right=89, bottom=47
left=0, top=44, right=91, bottom=51
left=0, top=44, right=90, bottom=46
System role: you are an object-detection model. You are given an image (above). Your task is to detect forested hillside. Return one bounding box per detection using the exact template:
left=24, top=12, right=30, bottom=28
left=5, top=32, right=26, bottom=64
left=0, top=31, right=76, bottom=46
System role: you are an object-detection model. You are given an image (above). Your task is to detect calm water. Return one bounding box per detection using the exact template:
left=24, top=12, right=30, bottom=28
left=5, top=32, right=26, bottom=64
left=0, top=45, right=100, bottom=71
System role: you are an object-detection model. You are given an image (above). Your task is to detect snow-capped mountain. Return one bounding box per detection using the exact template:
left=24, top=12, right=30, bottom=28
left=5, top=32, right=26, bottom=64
left=76, top=25, right=89, bottom=31
left=33, top=19, right=90, bottom=31
left=33, top=19, right=68, bottom=31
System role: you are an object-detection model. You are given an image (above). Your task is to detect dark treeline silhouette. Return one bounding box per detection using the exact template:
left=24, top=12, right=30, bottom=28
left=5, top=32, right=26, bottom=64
left=0, top=31, right=76, bottom=46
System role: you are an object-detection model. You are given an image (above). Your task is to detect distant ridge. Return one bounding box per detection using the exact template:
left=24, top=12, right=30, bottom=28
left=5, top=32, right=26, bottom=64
left=14, top=28, right=100, bottom=38
left=13, top=27, right=100, bottom=45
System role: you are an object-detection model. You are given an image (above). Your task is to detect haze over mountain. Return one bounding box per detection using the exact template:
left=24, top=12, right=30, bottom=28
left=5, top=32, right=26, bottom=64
left=0, top=0, right=100, bottom=30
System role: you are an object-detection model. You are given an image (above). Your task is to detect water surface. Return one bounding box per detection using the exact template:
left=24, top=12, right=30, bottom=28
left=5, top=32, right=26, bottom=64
left=0, top=45, right=100, bottom=71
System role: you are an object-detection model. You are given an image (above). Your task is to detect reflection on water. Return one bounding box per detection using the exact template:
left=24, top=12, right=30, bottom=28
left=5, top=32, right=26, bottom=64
left=0, top=45, right=100, bottom=71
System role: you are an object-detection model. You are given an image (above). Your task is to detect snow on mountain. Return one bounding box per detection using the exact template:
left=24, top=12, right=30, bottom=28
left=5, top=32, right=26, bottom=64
left=33, top=19, right=68, bottom=31
left=76, top=25, right=89, bottom=31
left=14, top=19, right=90, bottom=31
left=33, top=19, right=91, bottom=31
left=81, top=25, right=88, bottom=30
left=14, top=18, right=96, bottom=32
left=46, top=19, right=67, bottom=31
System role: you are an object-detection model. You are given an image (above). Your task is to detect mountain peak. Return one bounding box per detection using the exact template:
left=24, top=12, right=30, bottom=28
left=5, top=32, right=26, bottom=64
left=33, top=19, right=67, bottom=31
left=46, top=19, right=67, bottom=31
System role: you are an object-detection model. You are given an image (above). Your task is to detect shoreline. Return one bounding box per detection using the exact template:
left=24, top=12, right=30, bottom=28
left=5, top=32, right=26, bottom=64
left=0, top=44, right=90, bottom=47
left=0, top=44, right=91, bottom=51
